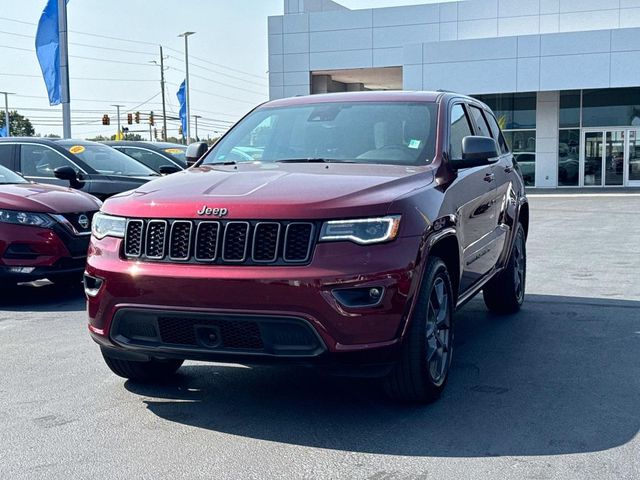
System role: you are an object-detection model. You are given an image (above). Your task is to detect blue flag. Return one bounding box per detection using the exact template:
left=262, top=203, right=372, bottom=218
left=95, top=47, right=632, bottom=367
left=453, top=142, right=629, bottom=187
left=177, top=80, right=187, bottom=137
left=35, top=0, right=69, bottom=106
left=0, top=125, right=7, bottom=138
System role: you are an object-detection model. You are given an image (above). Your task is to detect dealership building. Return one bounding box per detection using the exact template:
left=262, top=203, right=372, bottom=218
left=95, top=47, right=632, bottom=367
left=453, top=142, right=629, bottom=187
left=268, top=0, right=640, bottom=188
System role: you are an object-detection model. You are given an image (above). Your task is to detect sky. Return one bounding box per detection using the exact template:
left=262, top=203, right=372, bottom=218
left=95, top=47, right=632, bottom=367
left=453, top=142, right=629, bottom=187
left=0, top=0, right=452, bottom=140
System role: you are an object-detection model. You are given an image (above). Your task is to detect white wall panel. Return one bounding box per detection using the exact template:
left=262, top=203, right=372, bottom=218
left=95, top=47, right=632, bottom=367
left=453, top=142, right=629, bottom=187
left=373, top=24, right=439, bottom=49
left=283, top=33, right=309, bottom=54
left=373, top=47, right=404, bottom=67
left=310, top=49, right=372, bottom=70
left=309, top=9, right=372, bottom=31
left=373, top=5, right=439, bottom=27
left=457, top=0, right=498, bottom=21
left=310, top=28, right=371, bottom=52
left=457, top=19, right=498, bottom=39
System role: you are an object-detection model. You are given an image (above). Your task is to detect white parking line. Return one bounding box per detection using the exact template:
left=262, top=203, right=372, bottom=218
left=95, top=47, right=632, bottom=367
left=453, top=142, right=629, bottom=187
left=530, top=193, right=640, bottom=198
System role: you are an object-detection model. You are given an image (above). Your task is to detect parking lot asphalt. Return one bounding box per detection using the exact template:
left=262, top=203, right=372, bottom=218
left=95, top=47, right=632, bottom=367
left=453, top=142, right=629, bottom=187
left=1, top=195, right=638, bottom=480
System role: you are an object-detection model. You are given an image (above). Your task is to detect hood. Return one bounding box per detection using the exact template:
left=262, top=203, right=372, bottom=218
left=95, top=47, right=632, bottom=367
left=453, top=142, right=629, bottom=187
left=0, top=183, right=102, bottom=213
left=102, top=163, right=434, bottom=219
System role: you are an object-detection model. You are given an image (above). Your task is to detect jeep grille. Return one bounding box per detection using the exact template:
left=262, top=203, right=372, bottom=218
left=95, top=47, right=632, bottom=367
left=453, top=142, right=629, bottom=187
left=123, top=219, right=316, bottom=265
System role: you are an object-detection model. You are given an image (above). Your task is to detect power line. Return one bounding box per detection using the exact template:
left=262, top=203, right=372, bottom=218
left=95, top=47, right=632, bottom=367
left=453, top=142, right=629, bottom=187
left=0, top=72, right=157, bottom=83
left=0, top=16, right=267, bottom=81
left=0, top=44, right=156, bottom=67
left=165, top=54, right=268, bottom=87
left=166, top=82, right=259, bottom=106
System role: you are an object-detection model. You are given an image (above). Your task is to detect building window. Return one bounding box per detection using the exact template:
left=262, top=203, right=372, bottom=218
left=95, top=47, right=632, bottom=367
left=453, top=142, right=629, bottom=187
left=503, top=130, right=536, bottom=186
left=558, top=129, right=580, bottom=186
left=474, top=93, right=537, bottom=186
left=473, top=93, right=536, bottom=130
left=582, top=87, right=640, bottom=128
left=560, top=91, right=580, bottom=128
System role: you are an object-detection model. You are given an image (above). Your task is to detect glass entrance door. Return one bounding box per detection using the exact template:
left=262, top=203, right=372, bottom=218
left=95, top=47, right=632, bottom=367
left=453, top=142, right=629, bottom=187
left=583, top=131, right=603, bottom=186
left=582, top=129, right=636, bottom=186
left=628, top=130, right=640, bottom=186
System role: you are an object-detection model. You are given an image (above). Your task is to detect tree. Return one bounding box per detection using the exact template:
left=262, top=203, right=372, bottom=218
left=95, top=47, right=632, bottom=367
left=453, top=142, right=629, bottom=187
left=0, top=111, right=35, bottom=137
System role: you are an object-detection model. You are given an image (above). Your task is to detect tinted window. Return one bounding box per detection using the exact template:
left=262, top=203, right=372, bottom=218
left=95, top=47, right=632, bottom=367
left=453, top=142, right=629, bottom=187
left=468, top=105, right=492, bottom=138
left=20, top=144, right=74, bottom=177
left=0, top=144, right=13, bottom=164
left=484, top=111, right=509, bottom=154
left=205, top=102, right=438, bottom=166
left=58, top=142, right=155, bottom=176
left=120, top=148, right=172, bottom=172
left=449, top=104, right=473, bottom=161
left=582, top=87, right=640, bottom=127
left=472, top=92, right=536, bottom=129
left=0, top=164, right=27, bottom=184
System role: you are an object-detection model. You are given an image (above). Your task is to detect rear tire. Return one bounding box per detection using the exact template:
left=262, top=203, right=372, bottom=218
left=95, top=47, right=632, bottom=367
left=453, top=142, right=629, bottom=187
left=101, top=349, right=183, bottom=382
left=383, top=256, right=454, bottom=404
left=483, top=223, right=526, bottom=314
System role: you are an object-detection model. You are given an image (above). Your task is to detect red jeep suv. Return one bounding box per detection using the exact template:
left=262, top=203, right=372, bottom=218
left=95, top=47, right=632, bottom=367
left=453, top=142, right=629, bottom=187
left=86, top=91, right=528, bottom=403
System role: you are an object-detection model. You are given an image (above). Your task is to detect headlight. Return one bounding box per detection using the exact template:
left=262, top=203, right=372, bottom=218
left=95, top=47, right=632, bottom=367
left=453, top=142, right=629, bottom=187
left=0, top=209, right=54, bottom=228
left=91, top=212, right=126, bottom=239
left=319, top=215, right=401, bottom=245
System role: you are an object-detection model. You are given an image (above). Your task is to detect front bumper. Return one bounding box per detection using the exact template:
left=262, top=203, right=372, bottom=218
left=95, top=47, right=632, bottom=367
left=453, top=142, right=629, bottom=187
left=0, top=223, right=89, bottom=282
left=86, top=235, right=424, bottom=363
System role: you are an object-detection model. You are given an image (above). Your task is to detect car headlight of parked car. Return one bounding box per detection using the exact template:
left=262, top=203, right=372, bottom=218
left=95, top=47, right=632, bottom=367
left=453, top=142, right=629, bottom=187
left=319, top=215, right=401, bottom=245
left=0, top=209, right=55, bottom=228
left=91, top=212, right=126, bottom=239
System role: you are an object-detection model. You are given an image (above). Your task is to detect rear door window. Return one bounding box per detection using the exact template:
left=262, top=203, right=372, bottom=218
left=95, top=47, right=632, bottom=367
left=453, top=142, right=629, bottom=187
left=483, top=111, right=510, bottom=155
left=449, top=104, right=473, bottom=161
left=468, top=105, right=492, bottom=138
left=19, top=144, right=76, bottom=177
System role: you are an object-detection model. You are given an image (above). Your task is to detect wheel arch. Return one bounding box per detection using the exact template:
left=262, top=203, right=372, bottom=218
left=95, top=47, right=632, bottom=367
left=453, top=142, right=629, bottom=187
left=427, top=231, right=461, bottom=303
left=519, top=200, right=529, bottom=239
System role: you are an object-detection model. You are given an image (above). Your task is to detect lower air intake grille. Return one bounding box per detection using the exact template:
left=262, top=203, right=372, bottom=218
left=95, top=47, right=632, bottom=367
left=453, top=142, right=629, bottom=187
left=158, top=316, right=264, bottom=350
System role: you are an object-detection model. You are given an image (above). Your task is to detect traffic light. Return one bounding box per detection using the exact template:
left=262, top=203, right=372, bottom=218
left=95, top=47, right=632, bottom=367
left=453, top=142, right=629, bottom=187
left=102, top=114, right=110, bottom=125
left=127, top=113, right=133, bottom=125
left=178, top=126, right=183, bottom=135
left=134, top=111, right=140, bottom=124
left=153, top=128, right=158, bottom=140
left=149, top=111, right=154, bottom=126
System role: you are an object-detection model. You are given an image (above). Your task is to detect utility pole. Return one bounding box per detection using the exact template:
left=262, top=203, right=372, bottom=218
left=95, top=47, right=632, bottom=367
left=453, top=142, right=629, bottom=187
left=57, top=0, right=71, bottom=138
left=111, top=104, right=123, bottom=139
left=178, top=31, right=195, bottom=144
left=151, top=48, right=168, bottom=141
left=159, top=46, right=167, bottom=142
left=194, top=115, right=201, bottom=141
left=0, top=92, right=14, bottom=136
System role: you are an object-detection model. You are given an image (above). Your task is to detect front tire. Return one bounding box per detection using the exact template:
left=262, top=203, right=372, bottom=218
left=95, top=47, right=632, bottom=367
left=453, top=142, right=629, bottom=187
left=383, top=257, right=454, bottom=404
left=483, top=223, right=526, bottom=314
left=102, top=349, right=183, bottom=382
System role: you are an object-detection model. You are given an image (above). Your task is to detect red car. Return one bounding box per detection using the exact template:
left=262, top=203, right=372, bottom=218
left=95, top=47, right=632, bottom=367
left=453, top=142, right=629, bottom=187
left=0, top=165, right=101, bottom=285
left=86, top=91, right=528, bottom=403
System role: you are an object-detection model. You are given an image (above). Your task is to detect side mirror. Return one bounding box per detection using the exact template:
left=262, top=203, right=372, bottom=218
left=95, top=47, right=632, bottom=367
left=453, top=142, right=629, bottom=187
left=54, top=165, right=83, bottom=188
left=159, top=165, right=181, bottom=175
left=185, top=141, right=209, bottom=166
left=451, top=136, right=499, bottom=169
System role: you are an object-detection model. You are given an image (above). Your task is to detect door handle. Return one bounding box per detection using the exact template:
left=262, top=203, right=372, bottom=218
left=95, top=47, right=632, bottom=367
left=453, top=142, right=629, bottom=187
left=484, top=173, right=495, bottom=183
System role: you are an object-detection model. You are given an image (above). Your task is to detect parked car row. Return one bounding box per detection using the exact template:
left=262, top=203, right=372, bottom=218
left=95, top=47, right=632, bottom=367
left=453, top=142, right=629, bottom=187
left=0, top=138, right=209, bottom=285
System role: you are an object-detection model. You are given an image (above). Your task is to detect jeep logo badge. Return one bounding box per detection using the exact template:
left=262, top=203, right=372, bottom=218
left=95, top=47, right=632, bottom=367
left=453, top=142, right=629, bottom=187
left=196, top=206, right=229, bottom=217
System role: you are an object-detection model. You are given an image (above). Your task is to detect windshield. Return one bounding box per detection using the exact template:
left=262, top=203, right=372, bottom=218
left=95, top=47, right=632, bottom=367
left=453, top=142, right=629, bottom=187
left=0, top=165, right=27, bottom=184
left=59, top=142, right=156, bottom=176
left=204, top=101, right=438, bottom=166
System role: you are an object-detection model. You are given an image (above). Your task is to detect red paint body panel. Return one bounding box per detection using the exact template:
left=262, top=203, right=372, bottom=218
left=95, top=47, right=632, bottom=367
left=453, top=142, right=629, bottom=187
left=0, top=182, right=100, bottom=213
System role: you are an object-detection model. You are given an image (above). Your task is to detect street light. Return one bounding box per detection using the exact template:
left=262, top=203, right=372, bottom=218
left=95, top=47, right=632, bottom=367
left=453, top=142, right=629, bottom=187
left=178, top=31, right=195, bottom=144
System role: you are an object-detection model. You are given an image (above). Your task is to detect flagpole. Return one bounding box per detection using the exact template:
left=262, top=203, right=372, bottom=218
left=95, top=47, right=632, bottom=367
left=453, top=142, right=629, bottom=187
left=57, top=0, right=71, bottom=139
